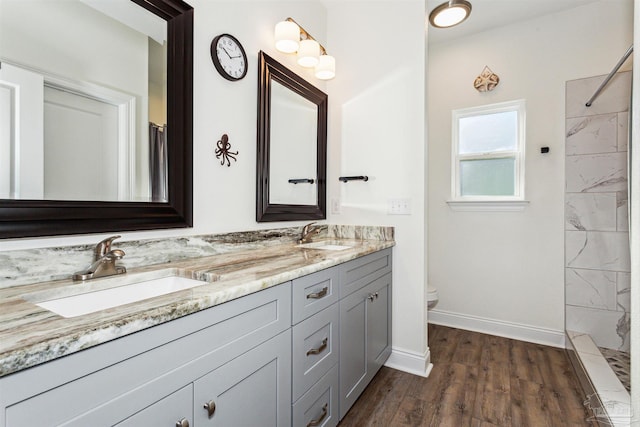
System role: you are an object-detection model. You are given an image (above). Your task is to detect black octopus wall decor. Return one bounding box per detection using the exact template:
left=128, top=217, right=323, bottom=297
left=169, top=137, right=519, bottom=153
left=215, top=133, right=238, bottom=166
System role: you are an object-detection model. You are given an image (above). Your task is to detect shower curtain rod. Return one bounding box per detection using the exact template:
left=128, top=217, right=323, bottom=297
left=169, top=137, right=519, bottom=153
left=585, top=45, right=633, bottom=107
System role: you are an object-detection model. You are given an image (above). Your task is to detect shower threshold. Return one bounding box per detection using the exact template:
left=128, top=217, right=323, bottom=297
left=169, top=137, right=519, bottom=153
left=566, top=330, right=631, bottom=427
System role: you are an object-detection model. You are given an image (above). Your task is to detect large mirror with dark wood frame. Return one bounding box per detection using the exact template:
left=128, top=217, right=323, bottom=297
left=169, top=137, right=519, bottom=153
left=256, top=51, right=327, bottom=222
left=0, top=0, right=193, bottom=238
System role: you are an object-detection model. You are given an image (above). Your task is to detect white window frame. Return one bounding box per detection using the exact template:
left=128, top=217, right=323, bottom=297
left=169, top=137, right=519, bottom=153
left=450, top=99, right=526, bottom=206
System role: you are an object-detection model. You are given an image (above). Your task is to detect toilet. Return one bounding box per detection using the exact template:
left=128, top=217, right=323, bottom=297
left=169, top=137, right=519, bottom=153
left=427, top=284, right=439, bottom=310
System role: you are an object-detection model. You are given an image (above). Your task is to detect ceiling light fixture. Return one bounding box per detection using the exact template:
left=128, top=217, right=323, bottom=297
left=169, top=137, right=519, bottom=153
left=428, top=0, right=472, bottom=28
left=274, top=17, right=335, bottom=80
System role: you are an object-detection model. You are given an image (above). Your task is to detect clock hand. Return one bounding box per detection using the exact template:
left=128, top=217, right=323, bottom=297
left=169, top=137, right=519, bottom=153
left=221, top=46, right=233, bottom=59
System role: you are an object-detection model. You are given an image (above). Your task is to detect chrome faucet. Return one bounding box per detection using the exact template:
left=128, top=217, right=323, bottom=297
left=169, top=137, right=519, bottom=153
left=298, top=222, right=321, bottom=244
left=73, top=235, right=127, bottom=281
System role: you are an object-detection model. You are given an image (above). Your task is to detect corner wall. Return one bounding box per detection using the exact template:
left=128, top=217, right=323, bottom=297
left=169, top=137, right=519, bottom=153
left=325, top=1, right=428, bottom=374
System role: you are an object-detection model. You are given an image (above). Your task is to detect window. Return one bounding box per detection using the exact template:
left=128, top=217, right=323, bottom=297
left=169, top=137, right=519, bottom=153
left=451, top=100, right=526, bottom=203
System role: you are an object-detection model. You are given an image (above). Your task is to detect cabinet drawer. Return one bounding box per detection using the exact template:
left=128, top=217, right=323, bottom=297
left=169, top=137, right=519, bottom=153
left=292, top=365, right=339, bottom=427
left=340, top=249, right=392, bottom=298
left=115, top=384, right=193, bottom=427
left=292, top=303, right=339, bottom=401
left=292, top=267, right=339, bottom=324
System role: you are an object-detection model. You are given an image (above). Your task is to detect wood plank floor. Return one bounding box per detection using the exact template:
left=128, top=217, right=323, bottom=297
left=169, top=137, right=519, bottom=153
left=338, top=324, right=597, bottom=427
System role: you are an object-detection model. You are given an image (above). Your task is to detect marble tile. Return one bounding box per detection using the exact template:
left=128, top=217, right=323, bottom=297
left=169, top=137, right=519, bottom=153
left=566, top=71, right=631, bottom=119
left=616, top=272, right=630, bottom=312
left=565, top=152, right=627, bottom=193
left=566, top=331, right=630, bottom=427
left=618, top=111, right=629, bottom=152
left=565, top=268, right=616, bottom=310
left=580, top=351, right=631, bottom=427
left=567, top=329, right=604, bottom=357
left=566, top=114, right=618, bottom=155
left=566, top=231, right=631, bottom=272
left=617, top=191, right=629, bottom=232
left=566, top=305, right=630, bottom=351
left=565, top=193, right=616, bottom=231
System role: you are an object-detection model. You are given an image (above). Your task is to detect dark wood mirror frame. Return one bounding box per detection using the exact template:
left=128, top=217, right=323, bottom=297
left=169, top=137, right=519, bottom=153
left=0, top=0, right=193, bottom=239
left=256, top=51, right=327, bottom=222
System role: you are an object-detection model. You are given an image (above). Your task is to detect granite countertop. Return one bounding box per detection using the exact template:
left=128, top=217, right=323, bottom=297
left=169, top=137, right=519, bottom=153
left=0, top=238, right=394, bottom=377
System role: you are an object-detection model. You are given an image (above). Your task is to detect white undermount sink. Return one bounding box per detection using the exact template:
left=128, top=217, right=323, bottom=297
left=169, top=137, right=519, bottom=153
left=32, top=274, right=208, bottom=318
left=298, top=241, right=353, bottom=251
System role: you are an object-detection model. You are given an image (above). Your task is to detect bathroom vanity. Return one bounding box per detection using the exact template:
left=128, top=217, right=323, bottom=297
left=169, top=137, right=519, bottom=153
left=0, top=239, right=392, bottom=427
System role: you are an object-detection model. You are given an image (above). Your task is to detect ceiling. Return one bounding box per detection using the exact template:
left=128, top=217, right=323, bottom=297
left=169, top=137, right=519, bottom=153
left=427, top=0, right=601, bottom=44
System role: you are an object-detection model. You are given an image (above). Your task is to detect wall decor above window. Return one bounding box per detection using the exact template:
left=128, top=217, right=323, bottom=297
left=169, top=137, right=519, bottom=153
left=473, top=66, right=500, bottom=92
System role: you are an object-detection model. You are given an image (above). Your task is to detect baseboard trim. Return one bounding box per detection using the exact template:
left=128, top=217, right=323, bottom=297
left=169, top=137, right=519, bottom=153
left=428, top=309, right=565, bottom=348
left=384, top=346, right=432, bottom=377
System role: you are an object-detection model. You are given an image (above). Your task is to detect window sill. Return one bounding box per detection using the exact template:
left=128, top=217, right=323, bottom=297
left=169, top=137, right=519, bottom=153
left=446, top=200, right=530, bottom=212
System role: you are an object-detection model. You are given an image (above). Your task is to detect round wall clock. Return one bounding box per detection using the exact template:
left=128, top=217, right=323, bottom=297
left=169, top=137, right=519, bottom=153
left=210, top=33, right=248, bottom=81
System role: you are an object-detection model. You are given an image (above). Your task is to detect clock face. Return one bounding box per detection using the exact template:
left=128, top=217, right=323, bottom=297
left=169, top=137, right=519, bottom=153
left=211, top=34, right=247, bottom=81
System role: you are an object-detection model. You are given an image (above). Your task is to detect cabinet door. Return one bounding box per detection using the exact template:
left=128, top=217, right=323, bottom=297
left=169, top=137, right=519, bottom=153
left=193, top=330, right=291, bottom=427
left=115, top=385, right=193, bottom=427
left=339, top=272, right=392, bottom=419
left=367, top=272, right=392, bottom=376
left=339, top=285, right=368, bottom=419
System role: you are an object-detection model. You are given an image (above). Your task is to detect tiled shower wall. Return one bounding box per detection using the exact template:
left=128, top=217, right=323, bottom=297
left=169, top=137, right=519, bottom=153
left=565, top=71, right=631, bottom=351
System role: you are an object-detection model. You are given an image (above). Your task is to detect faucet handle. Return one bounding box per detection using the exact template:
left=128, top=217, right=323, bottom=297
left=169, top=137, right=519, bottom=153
left=94, top=235, right=121, bottom=260
left=104, top=249, right=126, bottom=260
left=302, top=222, right=317, bottom=233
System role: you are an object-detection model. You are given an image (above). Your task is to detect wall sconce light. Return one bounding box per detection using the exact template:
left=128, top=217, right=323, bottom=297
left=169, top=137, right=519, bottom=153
left=428, top=0, right=472, bottom=28
left=274, top=17, right=335, bottom=80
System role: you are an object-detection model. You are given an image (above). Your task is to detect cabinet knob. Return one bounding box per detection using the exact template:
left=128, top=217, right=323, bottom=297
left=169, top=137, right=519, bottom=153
left=176, top=418, right=189, bottom=427
left=204, top=400, right=216, bottom=418
left=367, top=293, right=375, bottom=302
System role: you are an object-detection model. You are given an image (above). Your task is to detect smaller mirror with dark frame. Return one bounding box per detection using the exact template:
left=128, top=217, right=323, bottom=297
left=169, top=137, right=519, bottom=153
left=256, top=51, right=327, bottom=222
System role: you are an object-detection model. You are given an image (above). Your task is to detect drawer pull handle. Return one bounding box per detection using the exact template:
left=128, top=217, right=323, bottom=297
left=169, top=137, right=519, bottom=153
left=306, top=337, right=328, bottom=356
left=307, top=287, right=328, bottom=299
left=307, top=403, right=328, bottom=427
left=176, top=418, right=190, bottom=427
left=204, top=400, right=216, bottom=418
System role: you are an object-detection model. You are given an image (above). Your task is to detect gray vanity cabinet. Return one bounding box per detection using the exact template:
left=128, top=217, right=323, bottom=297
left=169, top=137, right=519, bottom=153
left=0, top=247, right=392, bottom=427
left=0, top=283, right=291, bottom=427
left=338, top=250, right=392, bottom=419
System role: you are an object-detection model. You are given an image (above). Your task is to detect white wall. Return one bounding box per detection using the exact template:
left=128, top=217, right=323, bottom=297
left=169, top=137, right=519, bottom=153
left=427, top=0, right=633, bottom=345
left=0, top=0, right=429, bottom=376
left=325, top=1, right=428, bottom=374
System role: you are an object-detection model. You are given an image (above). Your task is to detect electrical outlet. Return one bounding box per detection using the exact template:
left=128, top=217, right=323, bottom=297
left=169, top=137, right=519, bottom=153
left=388, top=198, right=411, bottom=215
left=331, top=198, right=341, bottom=215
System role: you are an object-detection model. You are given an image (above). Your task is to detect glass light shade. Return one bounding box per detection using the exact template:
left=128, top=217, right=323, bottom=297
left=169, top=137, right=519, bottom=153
left=297, top=39, right=320, bottom=67
left=275, top=20, right=299, bottom=53
left=315, top=55, right=335, bottom=80
left=429, top=0, right=472, bottom=28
